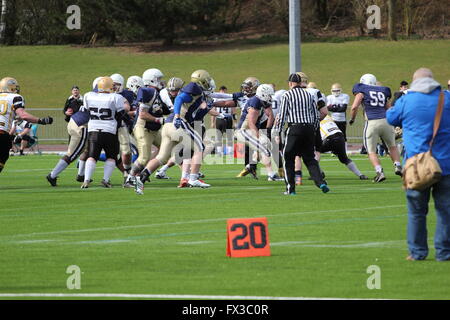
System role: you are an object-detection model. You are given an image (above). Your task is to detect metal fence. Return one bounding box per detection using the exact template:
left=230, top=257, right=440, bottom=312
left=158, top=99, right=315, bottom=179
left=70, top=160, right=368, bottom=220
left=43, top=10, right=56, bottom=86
left=27, top=108, right=365, bottom=145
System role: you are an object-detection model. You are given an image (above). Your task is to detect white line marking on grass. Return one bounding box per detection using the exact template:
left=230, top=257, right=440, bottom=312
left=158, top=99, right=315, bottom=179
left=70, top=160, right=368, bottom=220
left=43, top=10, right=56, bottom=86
left=3, top=204, right=405, bottom=239
left=271, top=240, right=405, bottom=248
left=0, top=293, right=391, bottom=300
left=177, top=241, right=216, bottom=245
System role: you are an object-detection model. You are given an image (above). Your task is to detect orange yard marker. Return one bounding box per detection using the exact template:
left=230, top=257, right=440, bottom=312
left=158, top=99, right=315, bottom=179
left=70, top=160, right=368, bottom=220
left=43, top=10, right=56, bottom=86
left=226, top=218, right=271, bottom=258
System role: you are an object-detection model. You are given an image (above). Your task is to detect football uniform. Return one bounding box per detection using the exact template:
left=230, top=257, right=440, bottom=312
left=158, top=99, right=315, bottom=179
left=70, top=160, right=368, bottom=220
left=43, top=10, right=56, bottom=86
left=326, top=93, right=350, bottom=140
left=11, top=119, right=36, bottom=146
left=306, top=87, right=327, bottom=151
left=236, top=96, right=272, bottom=158
left=352, top=83, right=396, bottom=154
left=0, top=93, right=25, bottom=169
left=133, top=87, right=170, bottom=166
left=117, top=89, right=135, bottom=156
left=84, top=91, right=125, bottom=160
left=156, top=82, right=206, bottom=165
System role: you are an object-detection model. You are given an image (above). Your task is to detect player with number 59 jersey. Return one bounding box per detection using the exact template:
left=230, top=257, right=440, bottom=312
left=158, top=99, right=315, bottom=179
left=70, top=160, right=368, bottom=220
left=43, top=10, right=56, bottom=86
left=349, top=73, right=403, bottom=183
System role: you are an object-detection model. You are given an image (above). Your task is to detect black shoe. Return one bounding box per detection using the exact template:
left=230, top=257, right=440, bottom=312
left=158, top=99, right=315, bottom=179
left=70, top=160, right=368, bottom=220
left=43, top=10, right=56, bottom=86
left=76, top=175, right=84, bottom=182
left=247, top=166, right=258, bottom=180
left=359, top=175, right=369, bottom=180
left=46, top=174, right=57, bottom=187
left=373, top=171, right=386, bottom=183
left=101, top=179, right=112, bottom=188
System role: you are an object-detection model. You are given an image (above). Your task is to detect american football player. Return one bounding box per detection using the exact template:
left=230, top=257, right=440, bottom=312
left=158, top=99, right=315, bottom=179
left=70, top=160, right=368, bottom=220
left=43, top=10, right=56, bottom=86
left=349, top=73, right=403, bottom=182
left=0, top=77, right=53, bottom=174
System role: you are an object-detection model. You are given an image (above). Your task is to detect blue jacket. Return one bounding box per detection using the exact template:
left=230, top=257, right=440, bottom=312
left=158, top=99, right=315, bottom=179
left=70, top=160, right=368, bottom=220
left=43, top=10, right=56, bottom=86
left=386, top=78, right=450, bottom=175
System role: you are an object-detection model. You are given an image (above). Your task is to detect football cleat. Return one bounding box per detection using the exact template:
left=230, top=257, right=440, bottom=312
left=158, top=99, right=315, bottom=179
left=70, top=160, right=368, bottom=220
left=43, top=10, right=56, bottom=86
left=373, top=171, right=386, bottom=183
left=359, top=174, right=369, bottom=180
left=76, top=175, right=84, bottom=182
left=198, top=172, right=205, bottom=179
left=284, top=191, right=297, bottom=196
left=101, top=179, right=112, bottom=188
left=177, top=178, right=190, bottom=188
left=247, top=166, right=258, bottom=180
left=395, top=165, right=403, bottom=177
left=155, top=170, right=170, bottom=180
left=237, top=168, right=250, bottom=178
left=295, top=175, right=303, bottom=186
left=134, top=176, right=144, bottom=195
left=80, top=181, right=90, bottom=189
left=123, top=175, right=136, bottom=188
left=320, top=184, right=330, bottom=193
left=268, top=174, right=284, bottom=181
left=46, top=174, right=57, bottom=187
left=188, top=179, right=211, bottom=188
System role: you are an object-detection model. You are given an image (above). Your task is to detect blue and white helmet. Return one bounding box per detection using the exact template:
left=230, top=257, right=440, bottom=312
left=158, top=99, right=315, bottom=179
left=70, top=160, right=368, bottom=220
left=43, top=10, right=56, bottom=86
left=110, top=73, right=125, bottom=92
left=360, top=74, right=377, bottom=86
left=256, top=84, right=275, bottom=104
left=126, top=76, right=144, bottom=95
left=143, top=68, right=165, bottom=90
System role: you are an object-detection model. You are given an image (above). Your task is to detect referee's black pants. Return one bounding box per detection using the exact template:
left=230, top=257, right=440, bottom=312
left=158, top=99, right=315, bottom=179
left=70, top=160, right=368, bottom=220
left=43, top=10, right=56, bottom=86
left=283, top=123, right=326, bottom=193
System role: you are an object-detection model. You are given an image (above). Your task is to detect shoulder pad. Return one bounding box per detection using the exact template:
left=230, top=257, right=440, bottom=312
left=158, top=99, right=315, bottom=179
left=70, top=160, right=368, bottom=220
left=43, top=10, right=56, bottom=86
left=352, top=83, right=365, bottom=95
left=137, top=87, right=156, bottom=104
left=181, top=82, right=203, bottom=96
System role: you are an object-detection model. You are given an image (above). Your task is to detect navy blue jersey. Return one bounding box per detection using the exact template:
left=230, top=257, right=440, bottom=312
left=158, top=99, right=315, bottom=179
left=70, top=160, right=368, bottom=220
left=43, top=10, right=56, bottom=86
left=167, top=82, right=204, bottom=124
left=353, top=83, right=392, bottom=120
left=119, top=89, right=135, bottom=105
left=71, top=109, right=90, bottom=126
left=135, top=87, right=170, bottom=131
left=237, top=96, right=268, bottom=129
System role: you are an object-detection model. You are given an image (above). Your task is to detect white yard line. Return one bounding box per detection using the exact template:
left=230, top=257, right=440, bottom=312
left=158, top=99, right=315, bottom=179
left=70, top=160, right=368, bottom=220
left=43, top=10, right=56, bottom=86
left=3, top=204, right=405, bottom=239
left=0, top=293, right=390, bottom=300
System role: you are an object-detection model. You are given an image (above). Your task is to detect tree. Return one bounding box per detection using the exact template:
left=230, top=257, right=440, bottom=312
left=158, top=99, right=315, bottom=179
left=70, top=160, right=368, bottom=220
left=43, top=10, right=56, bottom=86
left=387, top=0, right=397, bottom=40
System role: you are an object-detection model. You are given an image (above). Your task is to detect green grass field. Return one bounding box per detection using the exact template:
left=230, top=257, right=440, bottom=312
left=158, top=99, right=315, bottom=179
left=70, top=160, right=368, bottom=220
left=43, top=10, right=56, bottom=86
left=1, top=154, right=449, bottom=300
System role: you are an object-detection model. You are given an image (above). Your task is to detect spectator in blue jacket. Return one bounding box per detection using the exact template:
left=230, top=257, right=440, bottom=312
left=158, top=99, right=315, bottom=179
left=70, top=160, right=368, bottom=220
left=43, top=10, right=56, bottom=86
left=387, top=68, right=450, bottom=262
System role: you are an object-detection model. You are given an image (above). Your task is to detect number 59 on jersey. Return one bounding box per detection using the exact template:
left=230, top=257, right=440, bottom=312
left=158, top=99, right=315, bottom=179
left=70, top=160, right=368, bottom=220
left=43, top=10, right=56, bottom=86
left=226, top=218, right=271, bottom=258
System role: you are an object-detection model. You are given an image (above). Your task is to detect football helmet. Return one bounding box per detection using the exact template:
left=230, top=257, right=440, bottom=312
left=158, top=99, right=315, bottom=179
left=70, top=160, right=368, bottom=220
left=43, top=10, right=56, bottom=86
left=97, top=77, right=114, bottom=93
left=110, top=73, right=125, bottom=92
left=143, top=68, right=165, bottom=90
left=331, top=83, right=342, bottom=96
left=360, top=74, right=377, bottom=86
left=295, top=72, right=309, bottom=85
left=191, top=69, right=213, bottom=92
left=167, top=77, right=185, bottom=92
left=0, top=77, right=20, bottom=94
left=203, top=78, right=216, bottom=96
left=126, top=76, right=144, bottom=95
left=241, top=77, right=260, bottom=96
left=307, top=82, right=317, bottom=89
left=92, top=77, right=103, bottom=90
left=256, top=84, right=275, bottom=104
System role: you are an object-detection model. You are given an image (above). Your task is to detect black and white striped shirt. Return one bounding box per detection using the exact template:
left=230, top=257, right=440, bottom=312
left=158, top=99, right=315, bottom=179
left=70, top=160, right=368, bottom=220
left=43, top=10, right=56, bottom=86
left=274, top=86, right=318, bottom=132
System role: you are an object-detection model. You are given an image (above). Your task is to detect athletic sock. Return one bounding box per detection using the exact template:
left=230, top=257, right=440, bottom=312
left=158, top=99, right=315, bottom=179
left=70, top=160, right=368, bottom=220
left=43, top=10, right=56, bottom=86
left=78, top=160, right=86, bottom=176
left=375, top=165, right=383, bottom=173
left=84, top=159, right=96, bottom=182
left=182, top=171, right=190, bottom=180
left=346, top=161, right=362, bottom=177
left=394, top=161, right=401, bottom=167
left=190, top=174, right=199, bottom=181
left=103, top=160, right=116, bottom=182
left=51, top=159, right=69, bottom=179
left=160, top=164, right=170, bottom=173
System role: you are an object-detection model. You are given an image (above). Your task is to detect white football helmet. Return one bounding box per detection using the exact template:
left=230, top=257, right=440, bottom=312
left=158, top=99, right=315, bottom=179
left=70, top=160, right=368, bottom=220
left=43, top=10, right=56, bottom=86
left=203, top=78, right=216, bottom=96
left=92, top=77, right=103, bottom=90
left=167, top=77, right=184, bottom=91
left=360, top=74, right=377, bottom=86
left=110, top=73, right=125, bottom=92
left=143, top=68, right=165, bottom=90
left=126, top=76, right=144, bottom=95
left=256, top=84, right=275, bottom=104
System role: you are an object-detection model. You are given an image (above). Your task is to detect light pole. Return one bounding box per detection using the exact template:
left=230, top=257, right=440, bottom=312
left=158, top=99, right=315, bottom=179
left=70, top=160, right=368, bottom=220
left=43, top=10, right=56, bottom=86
left=289, top=0, right=301, bottom=73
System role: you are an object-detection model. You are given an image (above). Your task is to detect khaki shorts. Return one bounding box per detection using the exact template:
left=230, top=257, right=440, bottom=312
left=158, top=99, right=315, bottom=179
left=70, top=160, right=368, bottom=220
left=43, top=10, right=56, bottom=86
left=67, top=119, right=88, bottom=163
left=118, top=126, right=131, bottom=155
left=155, top=122, right=204, bottom=164
left=235, top=129, right=271, bottom=157
left=133, top=125, right=162, bottom=166
left=363, top=118, right=396, bottom=154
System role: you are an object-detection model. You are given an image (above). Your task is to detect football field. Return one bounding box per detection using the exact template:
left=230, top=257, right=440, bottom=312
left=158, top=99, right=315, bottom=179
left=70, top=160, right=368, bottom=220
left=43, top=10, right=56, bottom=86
left=1, top=154, right=449, bottom=300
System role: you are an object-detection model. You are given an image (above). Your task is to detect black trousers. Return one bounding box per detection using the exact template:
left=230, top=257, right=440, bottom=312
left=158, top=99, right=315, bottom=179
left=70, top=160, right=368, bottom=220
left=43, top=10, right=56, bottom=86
left=335, top=121, right=347, bottom=141
left=283, top=123, right=325, bottom=193
left=320, top=133, right=351, bottom=165
left=0, top=132, right=13, bottom=171
left=87, top=131, right=120, bottom=161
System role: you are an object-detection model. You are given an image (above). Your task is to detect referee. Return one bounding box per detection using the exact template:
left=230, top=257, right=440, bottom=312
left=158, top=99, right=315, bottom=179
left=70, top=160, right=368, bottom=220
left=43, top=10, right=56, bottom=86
left=273, top=73, right=330, bottom=195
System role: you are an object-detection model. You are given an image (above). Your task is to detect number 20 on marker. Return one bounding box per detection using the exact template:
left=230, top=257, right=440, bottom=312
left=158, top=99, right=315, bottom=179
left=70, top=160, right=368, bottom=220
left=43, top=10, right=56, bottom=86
left=226, top=218, right=271, bottom=258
